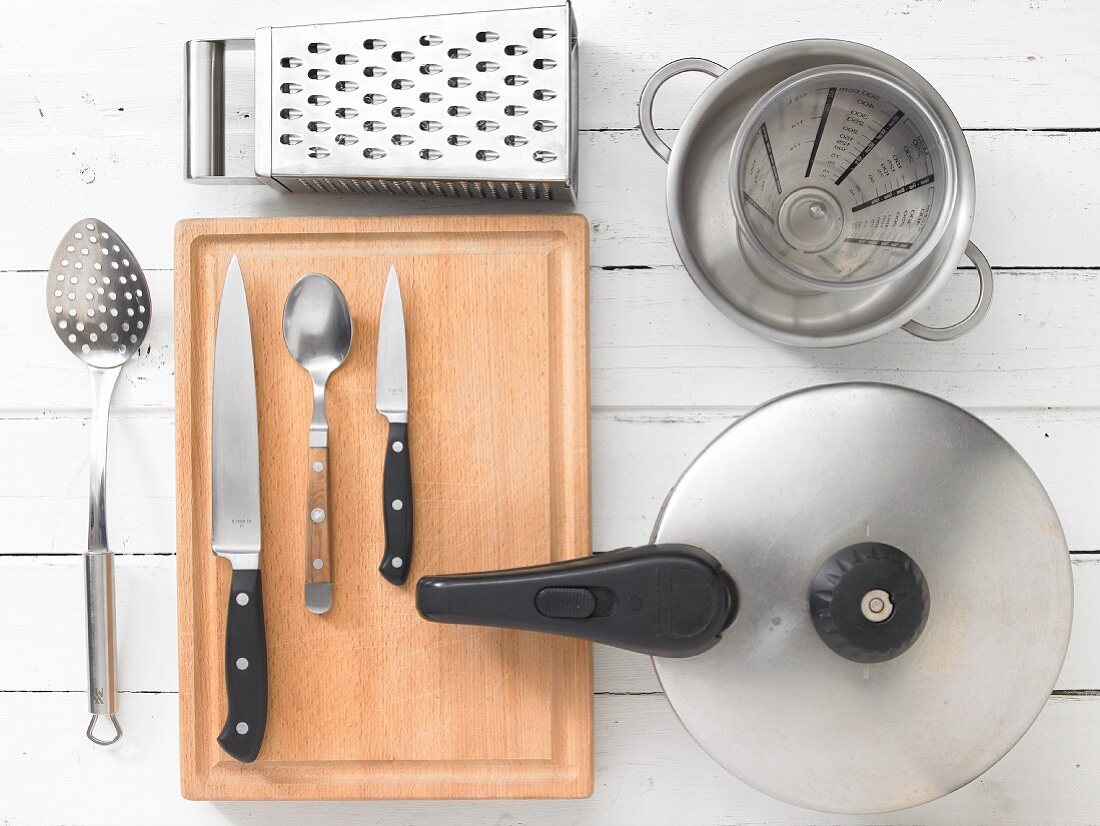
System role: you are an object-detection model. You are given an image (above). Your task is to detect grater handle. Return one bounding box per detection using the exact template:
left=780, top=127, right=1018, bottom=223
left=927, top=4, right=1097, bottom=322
left=186, top=38, right=260, bottom=184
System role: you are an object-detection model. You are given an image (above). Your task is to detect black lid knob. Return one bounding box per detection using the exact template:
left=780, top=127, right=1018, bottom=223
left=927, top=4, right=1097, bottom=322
left=810, top=542, right=930, bottom=664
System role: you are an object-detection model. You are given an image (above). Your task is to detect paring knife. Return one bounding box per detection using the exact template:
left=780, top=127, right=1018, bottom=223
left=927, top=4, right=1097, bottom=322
left=375, top=265, right=413, bottom=585
left=211, top=255, right=268, bottom=763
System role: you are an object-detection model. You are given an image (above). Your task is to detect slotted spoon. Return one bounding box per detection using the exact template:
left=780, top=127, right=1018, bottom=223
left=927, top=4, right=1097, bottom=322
left=46, top=218, right=152, bottom=745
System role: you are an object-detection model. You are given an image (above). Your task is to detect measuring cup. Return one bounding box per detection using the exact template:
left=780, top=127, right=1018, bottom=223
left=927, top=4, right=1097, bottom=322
left=639, top=41, right=994, bottom=346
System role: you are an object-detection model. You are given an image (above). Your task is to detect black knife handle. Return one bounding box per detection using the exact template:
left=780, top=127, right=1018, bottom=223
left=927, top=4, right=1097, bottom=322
left=380, top=421, right=413, bottom=585
left=217, top=568, right=268, bottom=763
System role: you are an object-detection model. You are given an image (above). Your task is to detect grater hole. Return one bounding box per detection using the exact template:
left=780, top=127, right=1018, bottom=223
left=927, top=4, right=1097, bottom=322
left=505, top=74, right=528, bottom=86
left=281, top=57, right=302, bottom=68
left=308, top=68, right=330, bottom=80
left=335, top=54, right=358, bottom=65
left=533, top=119, right=556, bottom=132
left=534, top=27, right=557, bottom=38
left=363, top=66, right=387, bottom=77
left=391, top=134, right=414, bottom=146
left=363, top=93, right=387, bottom=104
left=363, top=38, right=387, bottom=50
left=447, top=134, right=471, bottom=146
left=281, top=82, right=302, bottom=94
left=533, top=58, right=557, bottom=70
left=336, top=107, right=358, bottom=119
left=308, top=94, right=331, bottom=106
left=476, top=149, right=499, bottom=161
left=392, top=51, right=414, bottom=62
left=533, top=88, right=556, bottom=101
left=476, top=31, right=499, bottom=43
left=504, top=105, right=528, bottom=116
left=533, top=149, right=557, bottom=162
left=335, top=134, right=358, bottom=146
left=308, top=42, right=330, bottom=54
left=504, top=44, right=528, bottom=56
left=475, top=90, right=500, bottom=102
left=419, top=120, right=442, bottom=132
left=447, top=105, right=470, bottom=117
left=448, top=76, right=471, bottom=88
left=420, top=63, right=443, bottom=75
left=363, top=147, right=386, bottom=159
left=308, top=121, right=331, bottom=132
left=504, top=134, right=528, bottom=146
left=335, top=80, right=359, bottom=92
left=419, top=34, right=442, bottom=46
left=419, top=148, right=442, bottom=160
left=476, top=61, right=499, bottom=72
left=392, top=79, right=414, bottom=90
left=420, top=92, right=442, bottom=103
left=448, top=48, right=470, bottom=59
left=392, top=106, right=414, bottom=118
left=363, top=120, right=386, bottom=132
left=477, top=120, right=499, bottom=131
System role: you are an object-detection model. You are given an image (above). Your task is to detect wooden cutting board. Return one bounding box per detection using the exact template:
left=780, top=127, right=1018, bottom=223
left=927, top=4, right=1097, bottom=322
left=174, top=215, right=591, bottom=800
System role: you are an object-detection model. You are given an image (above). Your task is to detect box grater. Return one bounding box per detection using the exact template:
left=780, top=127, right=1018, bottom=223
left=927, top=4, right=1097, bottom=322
left=186, top=3, right=577, bottom=200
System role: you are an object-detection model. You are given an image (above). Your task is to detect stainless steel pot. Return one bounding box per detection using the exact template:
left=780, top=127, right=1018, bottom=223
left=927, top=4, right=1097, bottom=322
left=637, top=41, right=993, bottom=347
left=416, top=383, right=1072, bottom=813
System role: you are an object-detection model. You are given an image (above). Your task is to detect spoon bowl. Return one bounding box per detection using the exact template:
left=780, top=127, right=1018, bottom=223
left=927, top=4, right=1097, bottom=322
left=283, top=274, right=353, bottom=381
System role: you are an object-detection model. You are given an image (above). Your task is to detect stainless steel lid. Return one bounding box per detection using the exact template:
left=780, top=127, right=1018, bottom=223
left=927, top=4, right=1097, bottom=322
left=651, top=383, right=1072, bottom=813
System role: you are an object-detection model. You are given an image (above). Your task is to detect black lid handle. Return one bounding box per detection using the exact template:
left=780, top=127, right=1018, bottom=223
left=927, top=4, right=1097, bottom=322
left=416, top=544, right=737, bottom=658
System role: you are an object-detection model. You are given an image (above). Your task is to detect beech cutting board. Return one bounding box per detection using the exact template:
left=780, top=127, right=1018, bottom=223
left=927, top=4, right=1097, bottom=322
left=175, top=215, right=591, bottom=800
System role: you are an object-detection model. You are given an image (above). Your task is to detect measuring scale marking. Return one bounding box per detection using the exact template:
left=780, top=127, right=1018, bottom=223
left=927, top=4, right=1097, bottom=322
left=736, top=75, right=942, bottom=285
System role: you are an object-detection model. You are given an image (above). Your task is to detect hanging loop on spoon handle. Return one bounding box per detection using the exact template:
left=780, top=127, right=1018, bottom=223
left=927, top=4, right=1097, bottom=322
left=903, top=241, right=994, bottom=341
left=639, top=58, right=725, bottom=162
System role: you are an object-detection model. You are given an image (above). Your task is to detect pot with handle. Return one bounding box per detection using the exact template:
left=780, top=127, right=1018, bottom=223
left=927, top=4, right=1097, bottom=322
left=637, top=40, right=993, bottom=347
left=416, top=383, right=1072, bottom=813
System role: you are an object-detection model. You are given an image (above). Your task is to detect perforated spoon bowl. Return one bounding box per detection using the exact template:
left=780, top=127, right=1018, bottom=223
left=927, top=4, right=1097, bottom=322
left=46, top=218, right=151, bottom=745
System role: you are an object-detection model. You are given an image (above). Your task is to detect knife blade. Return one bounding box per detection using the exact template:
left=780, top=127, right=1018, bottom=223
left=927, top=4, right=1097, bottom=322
left=211, top=255, right=268, bottom=763
left=375, top=265, right=413, bottom=585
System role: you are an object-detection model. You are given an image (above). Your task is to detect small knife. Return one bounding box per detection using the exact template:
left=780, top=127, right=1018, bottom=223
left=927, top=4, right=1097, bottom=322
left=375, top=266, right=413, bottom=585
left=211, top=255, right=268, bottom=763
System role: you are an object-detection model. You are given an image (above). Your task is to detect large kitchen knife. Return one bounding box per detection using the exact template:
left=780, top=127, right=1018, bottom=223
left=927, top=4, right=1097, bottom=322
left=375, top=266, right=413, bottom=585
left=211, top=255, right=268, bottom=763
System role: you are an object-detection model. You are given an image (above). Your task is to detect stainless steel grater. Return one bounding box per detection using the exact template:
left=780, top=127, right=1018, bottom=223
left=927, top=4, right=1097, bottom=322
left=186, top=3, right=577, bottom=200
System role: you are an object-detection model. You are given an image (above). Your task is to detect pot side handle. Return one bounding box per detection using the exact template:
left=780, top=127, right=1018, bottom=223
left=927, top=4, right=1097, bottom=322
left=639, top=58, right=725, bottom=163
left=903, top=241, right=994, bottom=341
left=416, top=544, right=738, bottom=658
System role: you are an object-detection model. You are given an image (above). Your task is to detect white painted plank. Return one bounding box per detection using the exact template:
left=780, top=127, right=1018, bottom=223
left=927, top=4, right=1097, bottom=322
left=2, top=0, right=1095, bottom=137
left=0, top=528, right=1096, bottom=696
left=1, top=130, right=1097, bottom=271
left=0, top=691, right=1097, bottom=824
left=4, top=404, right=1099, bottom=556
left=9, top=267, right=1100, bottom=412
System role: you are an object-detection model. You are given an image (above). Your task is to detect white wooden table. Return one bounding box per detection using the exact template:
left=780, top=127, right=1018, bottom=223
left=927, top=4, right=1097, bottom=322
left=3, top=1, right=1099, bottom=823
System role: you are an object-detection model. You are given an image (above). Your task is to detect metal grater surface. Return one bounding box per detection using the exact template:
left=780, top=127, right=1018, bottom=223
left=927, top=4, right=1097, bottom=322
left=251, top=4, right=577, bottom=199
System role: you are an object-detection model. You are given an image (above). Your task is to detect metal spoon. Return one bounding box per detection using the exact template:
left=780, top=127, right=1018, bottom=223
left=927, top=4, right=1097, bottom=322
left=46, top=218, right=152, bottom=745
left=282, top=274, right=353, bottom=614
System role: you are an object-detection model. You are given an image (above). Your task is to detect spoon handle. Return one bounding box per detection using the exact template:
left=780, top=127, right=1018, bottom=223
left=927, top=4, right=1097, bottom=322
left=305, top=446, right=333, bottom=613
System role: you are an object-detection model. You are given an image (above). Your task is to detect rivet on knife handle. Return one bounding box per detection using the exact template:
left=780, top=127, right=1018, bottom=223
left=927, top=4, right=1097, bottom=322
left=217, top=568, right=268, bottom=763
left=380, top=422, right=413, bottom=584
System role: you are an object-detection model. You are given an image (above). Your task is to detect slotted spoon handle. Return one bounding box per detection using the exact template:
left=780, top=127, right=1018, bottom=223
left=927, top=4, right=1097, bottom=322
left=86, top=365, right=122, bottom=745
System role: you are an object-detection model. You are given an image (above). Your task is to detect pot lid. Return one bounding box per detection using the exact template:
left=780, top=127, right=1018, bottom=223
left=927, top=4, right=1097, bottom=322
left=651, top=383, right=1072, bottom=813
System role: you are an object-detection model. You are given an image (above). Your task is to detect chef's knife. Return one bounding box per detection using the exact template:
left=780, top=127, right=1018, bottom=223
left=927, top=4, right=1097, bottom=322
left=375, top=266, right=413, bottom=585
left=211, top=255, right=268, bottom=763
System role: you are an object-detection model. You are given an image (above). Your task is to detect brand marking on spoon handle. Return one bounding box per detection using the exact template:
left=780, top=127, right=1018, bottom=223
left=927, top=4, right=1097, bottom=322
left=851, top=174, right=935, bottom=212
left=834, top=109, right=904, bottom=186
left=760, top=123, right=782, bottom=195
left=805, top=87, right=836, bottom=178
